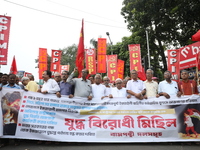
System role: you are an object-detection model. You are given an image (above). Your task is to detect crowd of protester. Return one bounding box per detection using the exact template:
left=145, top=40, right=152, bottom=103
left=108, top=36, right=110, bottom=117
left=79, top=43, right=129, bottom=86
left=0, top=68, right=199, bottom=147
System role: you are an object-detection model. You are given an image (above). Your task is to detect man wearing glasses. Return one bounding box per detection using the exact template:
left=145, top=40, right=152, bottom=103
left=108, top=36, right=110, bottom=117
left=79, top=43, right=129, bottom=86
left=109, top=78, right=131, bottom=98
left=126, top=70, right=146, bottom=100
left=54, top=72, right=62, bottom=84
left=92, top=74, right=106, bottom=99
left=56, top=71, right=73, bottom=98
left=158, top=71, right=181, bottom=99
left=103, top=76, right=112, bottom=96
left=67, top=68, right=92, bottom=100
left=38, top=70, right=60, bottom=94
left=144, top=69, right=159, bottom=99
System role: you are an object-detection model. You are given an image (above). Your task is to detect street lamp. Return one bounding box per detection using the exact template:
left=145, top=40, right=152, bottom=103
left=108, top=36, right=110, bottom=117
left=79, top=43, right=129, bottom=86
left=106, top=32, right=113, bottom=55
left=145, top=30, right=151, bottom=69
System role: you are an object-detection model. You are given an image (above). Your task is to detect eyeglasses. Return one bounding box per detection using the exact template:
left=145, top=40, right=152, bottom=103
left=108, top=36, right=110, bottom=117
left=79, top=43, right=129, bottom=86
left=104, top=80, right=109, bottom=81
left=82, top=71, right=87, bottom=74
left=62, top=73, right=68, bottom=75
left=116, top=82, right=122, bottom=84
left=54, top=76, right=61, bottom=78
left=131, top=73, right=137, bottom=74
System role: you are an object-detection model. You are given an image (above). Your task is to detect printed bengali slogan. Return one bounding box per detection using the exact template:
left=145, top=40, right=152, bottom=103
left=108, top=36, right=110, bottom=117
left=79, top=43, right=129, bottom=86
left=1, top=88, right=200, bottom=142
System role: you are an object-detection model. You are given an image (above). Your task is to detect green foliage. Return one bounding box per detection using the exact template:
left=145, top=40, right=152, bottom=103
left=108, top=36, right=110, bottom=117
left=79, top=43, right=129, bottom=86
left=119, top=0, right=200, bottom=78
left=60, top=44, right=78, bottom=74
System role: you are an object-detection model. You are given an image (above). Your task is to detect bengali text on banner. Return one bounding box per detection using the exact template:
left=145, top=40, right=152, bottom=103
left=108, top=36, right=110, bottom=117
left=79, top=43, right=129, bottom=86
left=1, top=88, right=200, bottom=142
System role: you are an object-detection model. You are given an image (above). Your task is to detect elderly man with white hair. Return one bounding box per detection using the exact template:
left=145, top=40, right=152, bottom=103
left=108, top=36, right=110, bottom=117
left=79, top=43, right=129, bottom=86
left=103, top=76, right=111, bottom=96
left=109, top=78, right=131, bottom=98
left=21, top=76, right=38, bottom=92
left=54, top=72, right=62, bottom=84
left=92, top=74, right=107, bottom=99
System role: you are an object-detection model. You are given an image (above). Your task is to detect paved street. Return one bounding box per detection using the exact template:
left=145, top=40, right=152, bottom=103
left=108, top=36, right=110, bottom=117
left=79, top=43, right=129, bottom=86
left=1, top=140, right=200, bottom=150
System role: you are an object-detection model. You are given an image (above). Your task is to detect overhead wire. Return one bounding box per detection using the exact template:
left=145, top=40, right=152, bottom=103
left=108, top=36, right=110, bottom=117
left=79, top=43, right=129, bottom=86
left=4, top=0, right=127, bottom=29
left=47, top=0, right=124, bottom=24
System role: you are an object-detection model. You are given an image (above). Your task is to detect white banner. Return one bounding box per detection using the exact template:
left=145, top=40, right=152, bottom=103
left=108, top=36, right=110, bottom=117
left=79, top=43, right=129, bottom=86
left=1, top=88, right=200, bottom=142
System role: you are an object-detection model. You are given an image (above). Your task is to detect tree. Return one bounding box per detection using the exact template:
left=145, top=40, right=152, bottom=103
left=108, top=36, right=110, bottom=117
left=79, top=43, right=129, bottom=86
left=60, top=44, right=78, bottom=73
left=121, top=0, right=200, bottom=74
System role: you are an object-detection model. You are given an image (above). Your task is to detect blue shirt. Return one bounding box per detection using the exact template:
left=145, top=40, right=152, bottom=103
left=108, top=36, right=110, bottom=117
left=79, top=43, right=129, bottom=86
left=59, top=81, right=72, bottom=95
left=3, top=84, right=21, bottom=89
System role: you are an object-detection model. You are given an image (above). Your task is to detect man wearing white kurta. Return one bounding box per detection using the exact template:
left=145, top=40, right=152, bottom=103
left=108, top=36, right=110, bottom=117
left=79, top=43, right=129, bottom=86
left=109, top=78, right=131, bottom=98
left=103, top=76, right=111, bottom=96
left=40, top=70, right=60, bottom=94
left=92, top=74, right=106, bottom=99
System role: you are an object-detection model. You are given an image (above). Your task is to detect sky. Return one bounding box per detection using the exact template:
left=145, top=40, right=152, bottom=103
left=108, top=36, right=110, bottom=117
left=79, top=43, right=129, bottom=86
left=0, top=0, right=131, bottom=81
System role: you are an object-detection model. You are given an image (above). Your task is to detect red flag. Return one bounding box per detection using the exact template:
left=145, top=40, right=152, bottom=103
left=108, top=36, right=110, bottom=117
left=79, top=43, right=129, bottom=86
left=10, top=56, right=17, bottom=74
left=192, top=30, right=200, bottom=41
left=138, top=67, right=146, bottom=81
left=76, top=19, right=84, bottom=77
left=196, top=52, right=200, bottom=70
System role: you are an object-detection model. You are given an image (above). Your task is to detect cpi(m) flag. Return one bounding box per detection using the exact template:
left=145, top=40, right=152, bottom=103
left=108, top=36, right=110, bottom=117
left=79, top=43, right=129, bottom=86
left=10, top=55, right=17, bottom=74
left=192, top=30, right=200, bottom=41
left=76, top=19, right=84, bottom=77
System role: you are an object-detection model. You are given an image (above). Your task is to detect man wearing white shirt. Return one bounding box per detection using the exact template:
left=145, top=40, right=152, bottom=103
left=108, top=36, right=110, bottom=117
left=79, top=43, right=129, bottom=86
left=109, top=78, right=131, bottom=98
left=39, top=70, right=60, bottom=94
left=92, top=74, right=106, bottom=99
left=158, top=71, right=181, bottom=99
left=127, top=70, right=146, bottom=100
left=103, top=76, right=111, bottom=96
